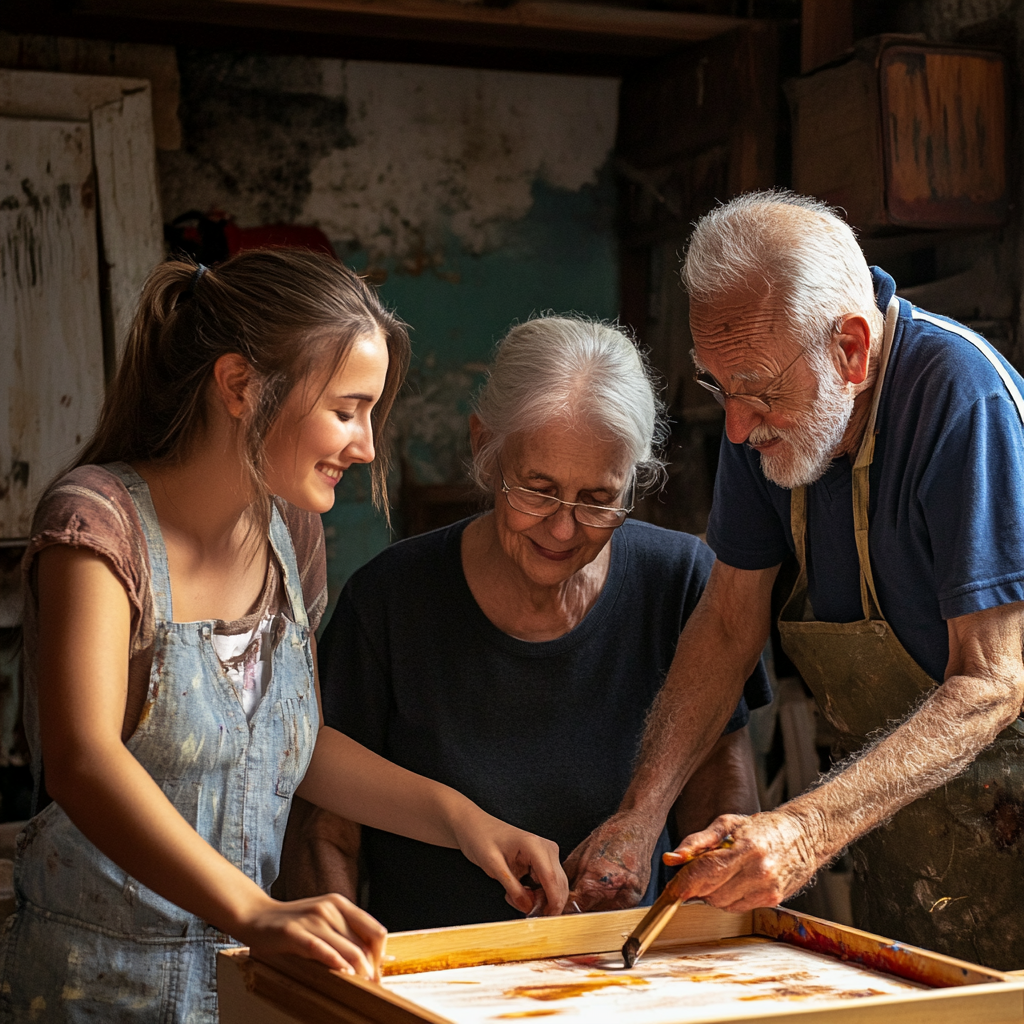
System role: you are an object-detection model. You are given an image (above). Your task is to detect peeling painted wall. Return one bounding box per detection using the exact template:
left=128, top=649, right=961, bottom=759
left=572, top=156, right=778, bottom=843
left=302, top=62, right=617, bottom=261
left=160, top=50, right=620, bottom=605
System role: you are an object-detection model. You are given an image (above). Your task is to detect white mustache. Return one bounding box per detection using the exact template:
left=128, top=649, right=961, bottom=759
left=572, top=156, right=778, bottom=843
left=748, top=424, right=780, bottom=445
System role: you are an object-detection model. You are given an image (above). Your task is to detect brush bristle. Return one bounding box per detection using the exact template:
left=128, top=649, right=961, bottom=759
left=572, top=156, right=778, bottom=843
left=621, top=937, right=640, bottom=969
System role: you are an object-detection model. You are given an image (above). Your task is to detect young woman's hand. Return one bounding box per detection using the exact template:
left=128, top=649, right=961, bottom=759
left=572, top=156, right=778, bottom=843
left=448, top=806, right=568, bottom=916
left=233, top=892, right=387, bottom=981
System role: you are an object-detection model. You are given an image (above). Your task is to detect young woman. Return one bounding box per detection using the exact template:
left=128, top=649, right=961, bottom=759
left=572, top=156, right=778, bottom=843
left=0, top=250, right=566, bottom=1023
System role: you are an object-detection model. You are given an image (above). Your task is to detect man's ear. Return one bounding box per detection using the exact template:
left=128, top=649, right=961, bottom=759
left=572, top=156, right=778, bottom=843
left=211, top=353, right=253, bottom=420
left=835, top=314, right=872, bottom=386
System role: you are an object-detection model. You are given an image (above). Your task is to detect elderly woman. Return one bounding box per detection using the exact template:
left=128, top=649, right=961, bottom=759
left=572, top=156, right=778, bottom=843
left=277, top=316, right=771, bottom=930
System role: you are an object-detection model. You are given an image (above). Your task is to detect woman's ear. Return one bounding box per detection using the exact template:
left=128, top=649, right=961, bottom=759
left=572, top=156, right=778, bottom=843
left=468, top=413, right=489, bottom=457
left=212, top=353, right=253, bottom=420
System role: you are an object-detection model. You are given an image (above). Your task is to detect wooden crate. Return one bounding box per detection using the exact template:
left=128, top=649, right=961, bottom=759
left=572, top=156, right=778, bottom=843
left=218, top=904, right=1024, bottom=1023
left=786, top=36, right=1008, bottom=231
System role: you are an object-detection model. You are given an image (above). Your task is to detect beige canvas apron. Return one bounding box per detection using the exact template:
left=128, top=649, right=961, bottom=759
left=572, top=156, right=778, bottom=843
left=778, top=298, right=1024, bottom=970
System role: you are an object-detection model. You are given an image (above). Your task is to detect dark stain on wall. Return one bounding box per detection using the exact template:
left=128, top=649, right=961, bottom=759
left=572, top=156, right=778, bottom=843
left=166, top=49, right=354, bottom=226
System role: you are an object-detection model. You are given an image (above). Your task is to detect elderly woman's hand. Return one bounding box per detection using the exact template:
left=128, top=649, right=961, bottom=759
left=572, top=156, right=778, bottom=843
left=561, top=810, right=663, bottom=912
left=448, top=803, right=569, bottom=916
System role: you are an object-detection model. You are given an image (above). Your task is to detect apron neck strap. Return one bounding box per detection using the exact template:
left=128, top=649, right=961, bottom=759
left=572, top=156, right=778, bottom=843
left=853, top=296, right=901, bottom=471
left=789, top=296, right=900, bottom=621
left=851, top=296, right=899, bottom=619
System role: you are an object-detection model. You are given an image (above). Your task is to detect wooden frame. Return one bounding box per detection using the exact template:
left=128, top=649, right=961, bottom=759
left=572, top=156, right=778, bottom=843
left=218, top=904, right=1024, bottom=1024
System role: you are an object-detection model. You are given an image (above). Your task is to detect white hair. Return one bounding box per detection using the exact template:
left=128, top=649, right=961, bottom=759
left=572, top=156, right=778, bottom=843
left=681, top=190, right=883, bottom=349
left=471, top=316, right=668, bottom=496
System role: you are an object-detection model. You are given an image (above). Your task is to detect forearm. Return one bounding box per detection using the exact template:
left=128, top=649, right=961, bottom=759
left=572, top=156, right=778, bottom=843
left=48, top=742, right=270, bottom=936
left=276, top=797, right=361, bottom=902
left=621, top=566, right=776, bottom=826
left=673, top=726, right=760, bottom=839
left=785, top=670, right=1022, bottom=862
left=298, top=727, right=478, bottom=848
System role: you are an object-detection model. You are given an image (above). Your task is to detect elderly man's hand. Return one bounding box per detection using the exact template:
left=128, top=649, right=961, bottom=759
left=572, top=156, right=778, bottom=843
left=562, top=811, right=663, bottom=912
left=664, top=810, right=823, bottom=911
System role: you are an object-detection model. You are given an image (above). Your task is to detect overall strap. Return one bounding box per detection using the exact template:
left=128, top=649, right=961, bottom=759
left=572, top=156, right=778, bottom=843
left=851, top=296, right=901, bottom=621
left=103, top=462, right=174, bottom=622
left=268, top=500, right=309, bottom=630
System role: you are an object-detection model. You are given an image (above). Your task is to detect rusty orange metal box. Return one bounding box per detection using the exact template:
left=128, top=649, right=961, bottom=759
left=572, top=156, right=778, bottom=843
left=786, top=36, right=1008, bottom=231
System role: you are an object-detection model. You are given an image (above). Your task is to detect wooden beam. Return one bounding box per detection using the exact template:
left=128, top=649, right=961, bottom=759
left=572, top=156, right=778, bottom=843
left=218, top=0, right=746, bottom=42
left=66, top=0, right=753, bottom=58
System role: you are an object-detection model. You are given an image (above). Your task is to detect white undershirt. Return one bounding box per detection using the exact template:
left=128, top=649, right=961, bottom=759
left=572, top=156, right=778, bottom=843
left=212, top=612, right=276, bottom=721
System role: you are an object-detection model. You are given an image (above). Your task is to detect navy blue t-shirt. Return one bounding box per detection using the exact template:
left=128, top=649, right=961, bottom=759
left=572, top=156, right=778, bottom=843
left=319, top=517, right=772, bottom=931
left=707, top=267, right=1024, bottom=682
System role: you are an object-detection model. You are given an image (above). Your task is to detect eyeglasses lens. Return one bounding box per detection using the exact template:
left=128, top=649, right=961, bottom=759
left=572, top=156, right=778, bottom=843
left=694, top=372, right=770, bottom=414
left=696, top=374, right=727, bottom=407
left=507, top=489, right=554, bottom=513
left=505, top=488, right=625, bottom=528
left=575, top=507, right=626, bottom=528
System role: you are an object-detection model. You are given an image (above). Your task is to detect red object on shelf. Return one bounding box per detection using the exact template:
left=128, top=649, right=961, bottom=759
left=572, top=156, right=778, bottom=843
left=222, top=221, right=337, bottom=259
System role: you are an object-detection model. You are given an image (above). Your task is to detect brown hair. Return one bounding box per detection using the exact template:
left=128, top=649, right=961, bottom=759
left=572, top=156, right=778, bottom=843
left=76, top=248, right=410, bottom=531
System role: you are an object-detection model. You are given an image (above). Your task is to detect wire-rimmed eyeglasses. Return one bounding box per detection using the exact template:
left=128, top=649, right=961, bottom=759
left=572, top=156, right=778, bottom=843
left=693, top=347, right=809, bottom=415
left=499, top=461, right=635, bottom=529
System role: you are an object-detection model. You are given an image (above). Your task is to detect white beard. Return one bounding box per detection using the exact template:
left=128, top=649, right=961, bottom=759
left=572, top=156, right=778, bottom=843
left=748, top=363, right=855, bottom=489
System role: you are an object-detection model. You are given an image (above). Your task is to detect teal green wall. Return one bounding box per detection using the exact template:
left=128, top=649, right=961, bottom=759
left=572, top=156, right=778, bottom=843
left=321, top=175, right=619, bottom=620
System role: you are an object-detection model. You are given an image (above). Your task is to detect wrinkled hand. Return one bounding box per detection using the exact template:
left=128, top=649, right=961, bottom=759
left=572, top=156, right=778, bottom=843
left=452, top=808, right=568, bottom=916
left=235, top=892, right=387, bottom=980
left=663, top=810, right=822, bottom=911
left=562, top=811, right=661, bottom=912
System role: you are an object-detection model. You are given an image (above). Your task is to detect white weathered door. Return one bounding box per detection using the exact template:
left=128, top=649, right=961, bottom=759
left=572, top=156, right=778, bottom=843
left=0, top=116, right=106, bottom=537
left=0, top=69, right=164, bottom=540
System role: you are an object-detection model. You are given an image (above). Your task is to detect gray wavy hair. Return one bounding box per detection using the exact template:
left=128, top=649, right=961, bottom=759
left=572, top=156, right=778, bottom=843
left=471, top=315, right=669, bottom=496
left=681, top=190, right=883, bottom=350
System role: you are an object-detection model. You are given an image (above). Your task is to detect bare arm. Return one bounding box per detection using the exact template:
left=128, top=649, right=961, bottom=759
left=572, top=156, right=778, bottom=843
left=673, top=726, right=760, bottom=841
left=670, top=600, right=1024, bottom=909
left=275, top=798, right=361, bottom=903
left=298, top=727, right=568, bottom=916
left=38, top=547, right=385, bottom=978
left=563, top=560, right=778, bottom=909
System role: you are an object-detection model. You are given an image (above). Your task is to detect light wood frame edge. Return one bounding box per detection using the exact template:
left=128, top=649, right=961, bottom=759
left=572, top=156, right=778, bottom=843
left=219, top=903, right=1024, bottom=1024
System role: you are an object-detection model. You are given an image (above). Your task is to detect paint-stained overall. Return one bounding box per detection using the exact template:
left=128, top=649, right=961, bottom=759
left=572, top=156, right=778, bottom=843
left=0, top=464, right=317, bottom=1023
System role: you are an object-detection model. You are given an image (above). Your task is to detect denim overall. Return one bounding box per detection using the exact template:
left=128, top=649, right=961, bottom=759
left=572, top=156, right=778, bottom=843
left=0, top=464, right=318, bottom=1022
left=778, top=301, right=1024, bottom=969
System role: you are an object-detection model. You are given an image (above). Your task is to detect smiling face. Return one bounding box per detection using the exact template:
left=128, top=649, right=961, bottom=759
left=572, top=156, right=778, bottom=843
left=263, top=331, right=389, bottom=513
left=690, top=288, right=854, bottom=489
left=491, top=420, right=634, bottom=589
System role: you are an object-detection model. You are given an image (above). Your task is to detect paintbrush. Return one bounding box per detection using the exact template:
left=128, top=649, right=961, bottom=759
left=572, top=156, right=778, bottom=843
left=621, top=836, right=734, bottom=968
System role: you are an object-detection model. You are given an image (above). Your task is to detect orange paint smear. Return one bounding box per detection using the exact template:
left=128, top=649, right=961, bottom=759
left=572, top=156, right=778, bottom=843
left=494, top=1012, right=562, bottom=1019
left=506, top=977, right=649, bottom=1001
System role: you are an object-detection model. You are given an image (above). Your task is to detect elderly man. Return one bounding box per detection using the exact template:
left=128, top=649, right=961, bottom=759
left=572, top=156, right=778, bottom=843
left=565, top=191, right=1024, bottom=969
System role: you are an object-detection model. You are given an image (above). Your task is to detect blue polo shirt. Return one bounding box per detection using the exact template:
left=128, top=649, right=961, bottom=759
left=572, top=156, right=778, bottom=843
left=706, top=267, right=1024, bottom=682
